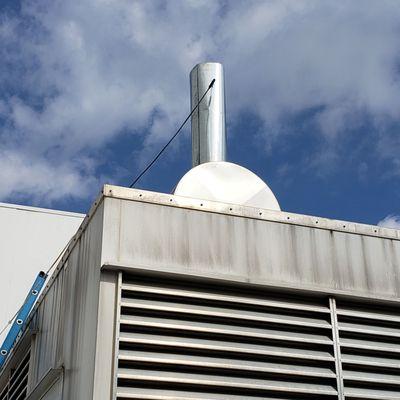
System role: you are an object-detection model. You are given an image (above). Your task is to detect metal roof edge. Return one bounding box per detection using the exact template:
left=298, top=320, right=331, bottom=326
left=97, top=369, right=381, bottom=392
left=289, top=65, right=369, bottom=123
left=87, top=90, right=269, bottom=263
left=102, top=184, right=400, bottom=241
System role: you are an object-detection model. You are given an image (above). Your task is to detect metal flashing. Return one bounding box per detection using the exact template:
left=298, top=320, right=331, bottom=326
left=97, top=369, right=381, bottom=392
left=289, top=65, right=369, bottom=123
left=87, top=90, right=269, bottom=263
left=102, top=184, right=400, bottom=241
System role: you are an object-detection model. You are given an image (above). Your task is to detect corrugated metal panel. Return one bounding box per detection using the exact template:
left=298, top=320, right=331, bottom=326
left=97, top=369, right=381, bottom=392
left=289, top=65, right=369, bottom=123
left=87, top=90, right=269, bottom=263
left=30, top=265, right=65, bottom=384
left=337, top=300, right=400, bottom=399
left=0, top=350, right=30, bottom=400
left=116, top=274, right=338, bottom=399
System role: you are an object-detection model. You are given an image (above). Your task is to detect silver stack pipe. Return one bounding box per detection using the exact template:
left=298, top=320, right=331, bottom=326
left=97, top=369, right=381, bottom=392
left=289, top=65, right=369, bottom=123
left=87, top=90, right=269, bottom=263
left=190, top=62, right=226, bottom=167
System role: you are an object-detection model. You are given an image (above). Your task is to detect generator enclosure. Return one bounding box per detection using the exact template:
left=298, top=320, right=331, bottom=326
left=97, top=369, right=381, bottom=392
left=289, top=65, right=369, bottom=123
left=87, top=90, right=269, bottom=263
left=1, top=184, right=400, bottom=400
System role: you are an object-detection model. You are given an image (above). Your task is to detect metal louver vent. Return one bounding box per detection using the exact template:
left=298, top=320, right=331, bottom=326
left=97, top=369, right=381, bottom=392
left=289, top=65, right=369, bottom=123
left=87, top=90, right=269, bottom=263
left=115, top=275, right=338, bottom=399
left=337, top=300, right=400, bottom=399
left=0, top=350, right=30, bottom=400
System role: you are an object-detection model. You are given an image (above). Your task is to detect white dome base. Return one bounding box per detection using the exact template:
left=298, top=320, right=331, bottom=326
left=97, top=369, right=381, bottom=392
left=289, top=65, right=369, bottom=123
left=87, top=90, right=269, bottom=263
left=174, top=161, right=281, bottom=211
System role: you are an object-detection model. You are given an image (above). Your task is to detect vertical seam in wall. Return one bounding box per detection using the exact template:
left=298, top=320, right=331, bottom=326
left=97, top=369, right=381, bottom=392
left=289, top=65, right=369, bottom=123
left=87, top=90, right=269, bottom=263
left=55, top=269, right=65, bottom=370
left=118, top=200, right=122, bottom=263
left=330, top=297, right=345, bottom=400
left=111, top=272, right=122, bottom=400
left=87, top=201, right=105, bottom=400
left=26, top=337, right=34, bottom=394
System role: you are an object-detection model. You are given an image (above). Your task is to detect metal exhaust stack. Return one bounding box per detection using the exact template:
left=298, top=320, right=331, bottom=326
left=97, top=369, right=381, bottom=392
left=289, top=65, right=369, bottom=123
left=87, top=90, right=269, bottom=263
left=190, top=63, right=226, bottom=167
left=175, top=62, right=280, bottom=211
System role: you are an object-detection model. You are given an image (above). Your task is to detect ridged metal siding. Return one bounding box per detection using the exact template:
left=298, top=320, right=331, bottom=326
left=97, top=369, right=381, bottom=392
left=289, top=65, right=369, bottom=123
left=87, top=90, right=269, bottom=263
left=115, top=274, right=400, bottom=400
left=116, top=274, right=339, bottom=399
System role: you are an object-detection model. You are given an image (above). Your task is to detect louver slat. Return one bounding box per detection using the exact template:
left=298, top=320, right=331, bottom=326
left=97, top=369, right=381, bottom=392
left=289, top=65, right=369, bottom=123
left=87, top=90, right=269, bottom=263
left=119, top=331, right=334, bottom=361
left=118, top=350, right=336, bottom=378
left=116, top=275, right=338, bottom=399
left=120, top=283, right=330, bottom=314
left=117, top=386, right=325, bottom=400
left=0, top=350, right=30, bottom=400
left=7, top=360, right=29, bottom=396
left=336, top=300, right=400, bottom=400
left=0, top=384, right=7, bottom=400
left=118, top=368, right=338, bottom=395
left=121, top=310, right=332, bottom=345
left=120, top=298, right=331, bottom=329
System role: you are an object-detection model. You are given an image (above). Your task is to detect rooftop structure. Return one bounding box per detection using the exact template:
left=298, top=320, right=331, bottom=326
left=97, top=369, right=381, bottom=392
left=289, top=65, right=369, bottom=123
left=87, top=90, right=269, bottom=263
left=0, top=185, right=399, bottom=400
left=1, top=63, right=400, bottom=400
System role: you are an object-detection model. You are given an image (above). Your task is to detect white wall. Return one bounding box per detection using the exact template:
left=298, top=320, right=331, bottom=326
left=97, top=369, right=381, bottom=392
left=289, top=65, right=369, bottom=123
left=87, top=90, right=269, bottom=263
left=0, top=202, right=84, bottom=344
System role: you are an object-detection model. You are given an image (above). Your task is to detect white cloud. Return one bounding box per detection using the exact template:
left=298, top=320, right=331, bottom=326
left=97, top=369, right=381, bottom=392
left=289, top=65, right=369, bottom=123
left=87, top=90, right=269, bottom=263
left=378, top=215, right=400, bottom=230
left=1, top=0, right=400, bottom=203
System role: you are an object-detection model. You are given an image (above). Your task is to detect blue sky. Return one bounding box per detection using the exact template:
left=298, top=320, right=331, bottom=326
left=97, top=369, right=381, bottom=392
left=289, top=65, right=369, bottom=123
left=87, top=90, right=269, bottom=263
left=0, top=0, right=399, bottom=228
